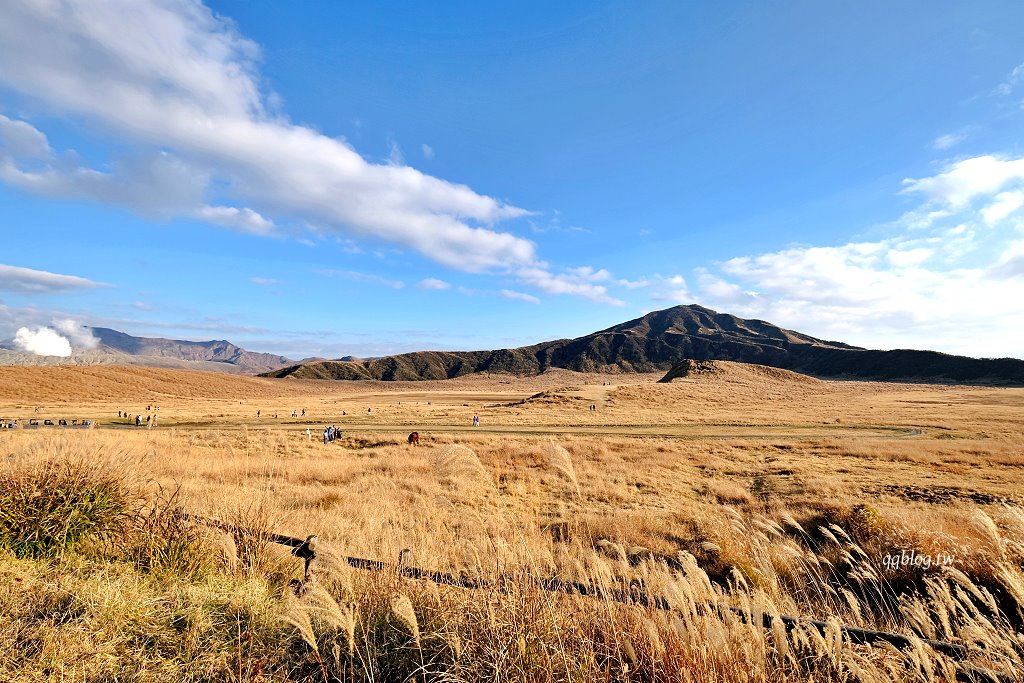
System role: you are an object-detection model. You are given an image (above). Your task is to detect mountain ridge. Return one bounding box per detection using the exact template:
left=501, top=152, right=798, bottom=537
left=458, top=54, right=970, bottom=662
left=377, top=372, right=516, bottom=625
left=262, top=304, right=1024, bottom=384
left=87, top=327, right=292, bottom=373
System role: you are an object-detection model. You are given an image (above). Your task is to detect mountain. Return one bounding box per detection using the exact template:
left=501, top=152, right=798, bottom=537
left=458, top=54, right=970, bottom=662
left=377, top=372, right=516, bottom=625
left=262, top=304, right=1024, bottom=384
left=0, top=327, right=293, bottom=375
left=87, top=327, right=294, bottom=373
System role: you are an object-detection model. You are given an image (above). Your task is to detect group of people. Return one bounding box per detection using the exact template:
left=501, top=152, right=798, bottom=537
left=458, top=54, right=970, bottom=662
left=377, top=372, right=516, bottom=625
left=256, top=409, right=305, bottom=418
left=118, top=407, right=159, bottom=416
left=117, top=410, right=158, bottom=427
left=322, top=425, right=342, bottom=444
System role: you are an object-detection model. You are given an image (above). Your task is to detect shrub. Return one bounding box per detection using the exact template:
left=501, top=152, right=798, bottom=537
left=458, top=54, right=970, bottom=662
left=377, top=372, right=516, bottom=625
left=0, top=458, right=132, bottom=558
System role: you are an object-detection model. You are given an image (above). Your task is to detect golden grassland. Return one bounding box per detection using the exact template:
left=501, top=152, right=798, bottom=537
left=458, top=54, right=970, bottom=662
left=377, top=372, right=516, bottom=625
left=1, top=363, right=1024, bottom=681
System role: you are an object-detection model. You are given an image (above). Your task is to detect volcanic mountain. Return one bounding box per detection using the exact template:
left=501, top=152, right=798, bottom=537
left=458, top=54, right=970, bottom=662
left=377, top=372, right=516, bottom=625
left=0, top=327, right=293, bottom=375
left=263, top=304, right=1024, bottom=384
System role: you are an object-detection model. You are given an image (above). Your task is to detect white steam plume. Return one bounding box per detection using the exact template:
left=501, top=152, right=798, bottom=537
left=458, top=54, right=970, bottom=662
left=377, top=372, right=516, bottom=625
left=13, top=326, right=72, bottom=356
left=54, top=319, right=98, bottom=350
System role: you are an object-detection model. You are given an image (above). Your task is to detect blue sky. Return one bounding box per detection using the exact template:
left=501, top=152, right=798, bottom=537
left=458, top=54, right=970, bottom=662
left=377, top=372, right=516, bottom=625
left=1, top=0, right=1024, bottom=359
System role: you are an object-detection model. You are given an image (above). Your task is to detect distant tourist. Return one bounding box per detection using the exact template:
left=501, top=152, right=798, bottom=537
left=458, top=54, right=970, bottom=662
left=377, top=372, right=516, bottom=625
left=472, top=414, right=480, bottom=427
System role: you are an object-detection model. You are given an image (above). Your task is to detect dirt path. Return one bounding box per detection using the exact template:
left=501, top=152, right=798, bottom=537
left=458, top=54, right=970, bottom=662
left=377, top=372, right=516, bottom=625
left=92, top=421, right=920, bottom=440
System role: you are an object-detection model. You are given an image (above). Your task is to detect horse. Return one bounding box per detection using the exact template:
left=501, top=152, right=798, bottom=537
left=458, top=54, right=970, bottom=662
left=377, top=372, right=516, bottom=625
left=407, top=431, right=420, bottom=446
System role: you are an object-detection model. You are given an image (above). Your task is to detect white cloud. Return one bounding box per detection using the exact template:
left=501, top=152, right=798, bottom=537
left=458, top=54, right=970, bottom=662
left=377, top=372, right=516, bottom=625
left=387, top=140, right=404, bottom=166
left=697, top=240, right=1024, bottom=356
left=995, top=62, right=1024, bottom=96
left=249, top=277, right=280, bottom=286
left=933, top=132, right=967, bottom=150
left=500, top=289, right=540, bottom=304
left=13, top=326, right=72, bottom=356
left=675, top=157, right=1024, bottom=357
left=515, top=266, right=624, bottom=305
left=0, top=263, right=103, bottom=293
left=198, top=206, right=276, bottom=235
left=565, top=266, right=611, bottom=281
left=0, top=127, right=212, bottom=218
left=421, top=144, right=434, bottom=160
left=651, top=274, right=694, bottom=304
left=885, top=247, right=933, bottom=268
left=981, top=190, right=1024, bottom=224
left=0, top=0, right=537, bottom=274
left=694, top=270, right=749, bottom=303
left=319, top=269, right=404, bottom=289
left=0, top=113, right=50, bottom=157
left=991, top=240, right=1024, bottom=279
left=416, top=278, right=450, bottom=290
left=902, top=155, right=1024, bottom=207
left=0, top=1, right=628, bottom=304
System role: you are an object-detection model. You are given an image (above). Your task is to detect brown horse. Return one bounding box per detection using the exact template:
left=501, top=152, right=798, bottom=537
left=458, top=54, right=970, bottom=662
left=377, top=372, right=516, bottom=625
left=407, top=431, right=420, bottom=446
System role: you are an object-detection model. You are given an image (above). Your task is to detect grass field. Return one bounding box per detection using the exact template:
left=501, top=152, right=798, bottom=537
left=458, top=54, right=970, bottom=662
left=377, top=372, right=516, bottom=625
left=2, top=364, right=1023, bottom=681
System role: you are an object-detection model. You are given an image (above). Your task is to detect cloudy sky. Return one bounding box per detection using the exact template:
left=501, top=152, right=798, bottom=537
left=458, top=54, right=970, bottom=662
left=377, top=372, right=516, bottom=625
left=2, top=0, right=1023, bottom=359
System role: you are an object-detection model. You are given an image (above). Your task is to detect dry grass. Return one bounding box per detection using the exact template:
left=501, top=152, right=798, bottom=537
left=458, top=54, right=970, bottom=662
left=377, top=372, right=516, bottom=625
left=1, top=364, right=1023, bottom=680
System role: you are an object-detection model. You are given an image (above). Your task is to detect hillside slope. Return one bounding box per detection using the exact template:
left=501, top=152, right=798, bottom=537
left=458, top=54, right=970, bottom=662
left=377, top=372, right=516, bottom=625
left=0, top=365, right=315, bottom=403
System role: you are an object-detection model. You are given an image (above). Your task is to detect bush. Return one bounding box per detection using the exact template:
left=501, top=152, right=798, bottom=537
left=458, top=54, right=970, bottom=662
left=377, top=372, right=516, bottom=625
left=0, top=458, right=132, bottom=558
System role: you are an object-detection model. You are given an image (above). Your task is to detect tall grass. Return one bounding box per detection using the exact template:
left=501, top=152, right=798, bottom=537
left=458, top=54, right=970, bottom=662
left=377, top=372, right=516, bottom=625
left=2, top=428, right=1024, bottom=681
left=0, top=446, right=134, bottom=558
